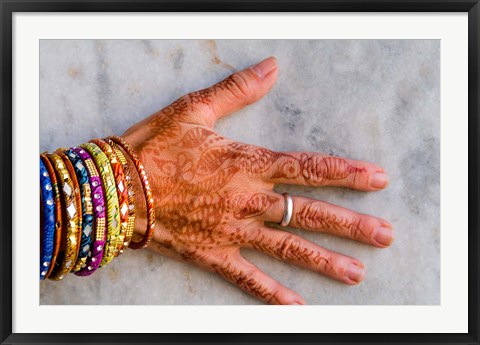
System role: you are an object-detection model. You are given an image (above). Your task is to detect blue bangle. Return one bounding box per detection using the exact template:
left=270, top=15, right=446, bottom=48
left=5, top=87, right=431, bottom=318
left=40, top=158, right=55, bottom=280
left=64, top=148, right=95, bottom=272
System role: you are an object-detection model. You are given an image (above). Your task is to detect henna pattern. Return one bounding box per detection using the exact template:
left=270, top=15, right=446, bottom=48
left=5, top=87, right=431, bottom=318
left=212, top=261, right=281, bottom=304
left=300, top=155, right=365, bottom=184
left=187, top=89, right=213, bottom=106
left=187, top=166, right=240, bottom=193
left=239, top=148, right=278, bottom=174
left=197, top=146, right=232, bottom=173
left=148, top=115, right=181, bottom=139
left=120, top=75, right=378, bottom=304
left=177, top=127, right=216, bottom=148
left=270, top=155, right=301, bottom=179
left=295, top=201, right=369, bottom=241
left=225, top=143, right=278, bottom=174
left=248, top=230, right=335, bottom=275
left=212, top=74, right=250, bottom=103
left=225, top=192, right=279, bottom=219
left=160, top=96, right=189, bottom=118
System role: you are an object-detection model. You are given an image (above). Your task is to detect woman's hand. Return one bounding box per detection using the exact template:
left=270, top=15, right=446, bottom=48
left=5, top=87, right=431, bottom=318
left=121, top=56, right=393, bottom=305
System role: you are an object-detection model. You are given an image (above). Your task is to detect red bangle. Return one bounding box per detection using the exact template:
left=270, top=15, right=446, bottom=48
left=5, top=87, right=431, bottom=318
left=107, top=140, right=136, bottom=248
left=106, top=136, right=155, bottom=250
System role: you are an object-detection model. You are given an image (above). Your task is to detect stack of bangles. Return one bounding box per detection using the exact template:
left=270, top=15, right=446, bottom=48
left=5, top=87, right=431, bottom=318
left=39, top=136, right=155, bottom=281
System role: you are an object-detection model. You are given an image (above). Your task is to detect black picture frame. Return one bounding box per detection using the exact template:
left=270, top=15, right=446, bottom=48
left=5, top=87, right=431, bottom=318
left=1, top=1, right=478, bottom=344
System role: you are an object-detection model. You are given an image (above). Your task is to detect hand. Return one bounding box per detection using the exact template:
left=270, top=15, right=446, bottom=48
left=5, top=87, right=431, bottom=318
left=121, top=56, right=393, bottom=305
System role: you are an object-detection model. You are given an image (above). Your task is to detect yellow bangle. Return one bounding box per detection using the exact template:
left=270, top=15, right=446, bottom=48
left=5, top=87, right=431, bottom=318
left=90, top=139, right=129, bottom=257
left=46, top=152, right=82, bottom=280
left=80, top=142, right=121, bottom=267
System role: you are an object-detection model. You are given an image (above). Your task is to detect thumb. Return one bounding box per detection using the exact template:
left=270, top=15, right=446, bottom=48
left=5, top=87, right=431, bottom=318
left=176, top=56, right=278, bottom=128
left=208, top=56, right=279, bottom=124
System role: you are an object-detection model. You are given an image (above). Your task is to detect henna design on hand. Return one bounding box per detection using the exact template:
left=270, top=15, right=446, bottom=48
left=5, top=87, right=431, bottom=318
left=212, top=260, right=281, bottom=304
left=225, top=192, right=280, bottom=220
left=177, top=127, right=217, bottom=149
left=247, top=229, right=335, bottom=275
left=197, top=146, right=232, bottom=174
left=148, top=115, right=181, bottom=139
left=300, top=154, right=365, bottom=184
left=159, top=96, right=189, bottom=118
left=295, top=200, right=369, bottom=241
left=120, top=59, right=389, bottom=304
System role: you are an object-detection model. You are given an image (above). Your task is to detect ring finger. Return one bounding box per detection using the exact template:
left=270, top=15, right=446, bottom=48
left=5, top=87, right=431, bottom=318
left=261, top=193, right=394, bottom=248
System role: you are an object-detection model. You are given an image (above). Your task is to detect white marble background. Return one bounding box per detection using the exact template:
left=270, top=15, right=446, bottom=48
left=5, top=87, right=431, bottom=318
left=40, top=40, right=440, bottom=305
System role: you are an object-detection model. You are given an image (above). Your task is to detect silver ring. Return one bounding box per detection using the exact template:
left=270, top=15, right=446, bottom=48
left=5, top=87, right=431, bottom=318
left=280, top=192, right=293, bottom=227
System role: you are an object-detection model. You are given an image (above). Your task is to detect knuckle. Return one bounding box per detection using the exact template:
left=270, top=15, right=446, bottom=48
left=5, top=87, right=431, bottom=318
left=276, top=234, right=301, bottom=260
left=239, top=146, right=277, bottom=175
left=301, top=154, right=327, bottom=184
left=346, top=216, right=364, bottom=239
left=347, top=168, right=361, bottom=188
left=301, top=154, right=359, bottom=184
left=315, top=252, right=333, bottom=273
left=296, top=201, right=327, bottom=230
left=227, top=191, right=278, bottom=220
left=222, top=73, right=251, bottom=103
left=244, top=271, right=280, bottom=304
left=264, top=285, right=281, bottom=305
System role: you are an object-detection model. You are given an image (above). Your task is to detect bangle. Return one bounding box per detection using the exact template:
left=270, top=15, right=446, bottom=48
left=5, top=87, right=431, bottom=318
left=46, top=152, right=82, bottom=280
left=72, top=147, right=107, bottom=276
left=108, top=140, right=136, bottom=248
left=40, top=154, right=63, bottom=279
left=64, top=149, right=94, bottom=272
left=80, top=142, right=120, bottom=267
left=90, top=139, right=129, bottom=256
left=39, top=158, right=55, bottom=280
left=106, top=136, right=155, bottom=250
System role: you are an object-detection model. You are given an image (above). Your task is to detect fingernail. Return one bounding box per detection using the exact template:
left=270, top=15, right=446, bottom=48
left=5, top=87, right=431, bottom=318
left=250, top=57, right=277, bottom=78
left=374, top=227, right=394, bottom=247
left=346, top=263, right=365, bottom=283
left=370, top=172, right=388, bottom=189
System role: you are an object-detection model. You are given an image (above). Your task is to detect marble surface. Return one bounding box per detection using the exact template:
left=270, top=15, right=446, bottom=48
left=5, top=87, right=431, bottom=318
left=40, top=39, right=440, bottom=305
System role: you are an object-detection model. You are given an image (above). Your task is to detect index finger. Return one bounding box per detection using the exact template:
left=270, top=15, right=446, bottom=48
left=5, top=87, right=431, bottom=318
left=263, top=151, right=389, bottom=192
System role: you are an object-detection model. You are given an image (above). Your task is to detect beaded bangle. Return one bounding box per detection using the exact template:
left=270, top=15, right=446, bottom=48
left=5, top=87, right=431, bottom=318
left=106, top=136, right=155, bottom=250
left=90, top=139, right=129, bottom=256
left=64, top=149, right=95, bottom=272
left=108, top=140, right=136, bottom=248
left=72, top=147, right=107, bottom=276
left=47, top=152, right=82, bottom=280
left=40, top=154, right=63, bottom=279
left=39, top=159, right=56, bottom=280
left=80, top=142, right=121, bottom=267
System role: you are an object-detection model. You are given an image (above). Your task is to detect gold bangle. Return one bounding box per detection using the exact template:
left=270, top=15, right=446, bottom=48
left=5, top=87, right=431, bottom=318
left=108, top=140, right=136, bottom=248
left=80, top=142, right=121, bottom=267
left=46, top=152, right=82, bottom=280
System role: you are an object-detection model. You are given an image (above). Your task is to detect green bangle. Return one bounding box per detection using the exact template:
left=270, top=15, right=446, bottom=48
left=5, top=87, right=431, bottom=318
left=80, top=142, right=121, bottom=267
